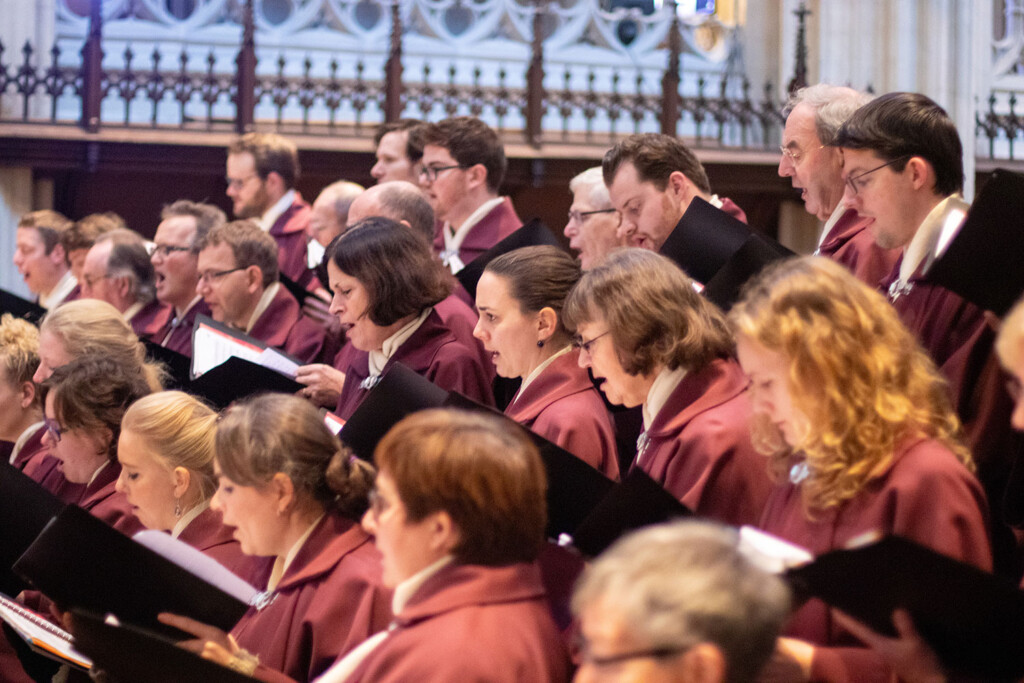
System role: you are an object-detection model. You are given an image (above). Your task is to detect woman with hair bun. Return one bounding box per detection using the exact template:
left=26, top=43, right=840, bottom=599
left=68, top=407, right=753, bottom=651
left=116, top=391, right=269, bottom=585
left=729, top=256, right=991, bottom=682
left=474, top=245, right=618, bottom=478
left=161, top=393, right=390, bottom=683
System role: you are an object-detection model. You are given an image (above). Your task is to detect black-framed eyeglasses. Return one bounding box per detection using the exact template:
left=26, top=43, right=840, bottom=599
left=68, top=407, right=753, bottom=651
left=567, top=208, right=619, bottom=224
left=572, top=330, right=610, bottom=355
left=844, top=156, right=909, bottom=196
left=152, top=244, right=192, bottom=258
left=43, top=416, right=62, bottom=444
left=197, top=267, right=245, bottom=285
left=418, top=164, right=464, bottom=182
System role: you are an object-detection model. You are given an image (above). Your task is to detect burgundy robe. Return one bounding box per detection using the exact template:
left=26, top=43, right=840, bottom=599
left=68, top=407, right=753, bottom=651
left=717, top=196, right=748, bottom=224
left=232, top=514, right=391, bottom=683
left=248, top=284, right=327, bottom=364
left=151, top=299, right=211, bottom=356
left=177, top=506, right=272, bottom=588
left=817, top=208, right=900, bottom=288
left=334, top=309, right=494, bottom=420
left=505, top=350, right=619, bottom=480
left=9, top=424, right=46, bottom=471
left=635, top=358, right=771, bottom=527
left=270, top=195, right=317, bottom=291
left=77, top=462, right=144, bottom=536
left=882, top=256, right=1022, bottom=575
left=435, top=292, right=495, bottom=381
left=759, top=438, right=992, bottom=682
left=343, top=562, right=570, bottom=683
left=129, top=298, right=172, bottom=342
left=432, top=197, right=522, bottom=268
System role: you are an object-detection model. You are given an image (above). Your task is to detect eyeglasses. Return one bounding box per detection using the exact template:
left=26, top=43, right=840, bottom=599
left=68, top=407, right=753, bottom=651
left=81, top=273, right=112, bottom=289
left=418, top=164, right=464, bottom=182
left=151, top=244, right=192, bottom=258
left=224, top=174, right=260, bottom=190
left=367, top=487, right=391, bottom=518
left=573, top=632, right=691, bottom=668
left=779, top=144, right=824, bottom=164
left=844, top=156, right=909, bottom=196
left=197, top=267, right=245, bottom=284
left=567, top=208, right=619, bottom=224
left=573, top=330, right=610, bottom=355
left=43, top=416, right=62, bottom=444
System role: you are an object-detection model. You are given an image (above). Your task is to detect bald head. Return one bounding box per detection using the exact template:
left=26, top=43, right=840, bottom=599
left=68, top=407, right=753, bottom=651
left=347, top=181, right=435, bottom=243
left=310, top=180, right=364, bottom=246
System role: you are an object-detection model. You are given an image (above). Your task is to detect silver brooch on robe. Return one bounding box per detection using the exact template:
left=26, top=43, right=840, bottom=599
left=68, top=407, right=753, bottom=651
left=251, top=591, right=278, bottom=612
left=359, top=375, right=382, bottom=391
left=789, top=461, right=810, bottom=485
left=887, top=279, right=914, bottom=302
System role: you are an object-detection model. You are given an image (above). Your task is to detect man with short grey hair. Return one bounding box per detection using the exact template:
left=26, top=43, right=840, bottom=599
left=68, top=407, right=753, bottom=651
left=81, top=228, right=169, bottom=340
left=780, top=84, right=898, bottom=285
left=564, top=167, right=625, bottom=270
left=306, top=180, right=365, bottom=269
left=572, top=520, right=790, bottom=683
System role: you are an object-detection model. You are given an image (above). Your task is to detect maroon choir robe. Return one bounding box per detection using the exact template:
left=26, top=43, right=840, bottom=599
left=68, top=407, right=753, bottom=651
left=717, top=196, right=748, bottom=224
left=151, top=299, right=211, bottom=356
left=435, top=292, right=496, bottom=381
left=9, top=423, right=46, bottom=471
left=128, top=298, right=172, bottom=342
left=635, top=358, right=771, bottom=527
left=505, top=350, right=619, bottom=480
left=177, top=506, right=272, bottom=588
left=334, top=309, right=494, bottom=420
left=270, top=195, right=317, bottom=290
left=759, top=438, right=992, bottom=682
left=343, top=562, right=570, bottom=683
left=248, top=284, right=328, bottom=364
left=76, top=461, right=144, bottom=536
left=24, top=454, right=86, bottom=503
left=817, top=208, right=899, bottom=288
left=63, top=282, right=82, bottom=303
left=432, top=197, right=522, bottom=268
left=232, top=514, right=391, bottom=683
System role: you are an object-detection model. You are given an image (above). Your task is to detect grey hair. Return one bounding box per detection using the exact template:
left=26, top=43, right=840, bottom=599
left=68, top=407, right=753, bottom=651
left=369, top=181, right=436, bottom=244
left=786, top=84, right=874, bottom=145
left=96, top=229, right=156, bottom=305
left=320, top=180, right=365, bottom=226
left=569, top=167, right=613, bottom=210
left=572, top=520, right=791, bottom=683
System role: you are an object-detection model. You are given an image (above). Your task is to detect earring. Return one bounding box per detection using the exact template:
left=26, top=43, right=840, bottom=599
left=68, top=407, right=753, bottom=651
left=536, top=340, right=544, bottom=348
left=174, top=498, right=182, bottom=518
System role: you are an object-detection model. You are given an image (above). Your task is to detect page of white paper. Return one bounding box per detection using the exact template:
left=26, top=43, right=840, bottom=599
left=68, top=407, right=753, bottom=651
left=323, top=412, right=345, bottom=435
left=0, top=594, right=92, bottom=669
left=258, top=347, right=300, bottom=379
left=191, top=322, right=265, bottom=378
left=737, top=525, right=813, bottom=574
left=132, top=530, right=258, bottom=604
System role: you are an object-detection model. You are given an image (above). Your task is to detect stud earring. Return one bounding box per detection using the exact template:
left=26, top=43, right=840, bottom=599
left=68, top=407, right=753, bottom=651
left=537, top=340, right=544, bottom=348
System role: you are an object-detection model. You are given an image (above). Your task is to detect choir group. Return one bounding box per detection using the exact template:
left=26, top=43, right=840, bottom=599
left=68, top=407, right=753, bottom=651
left=3, top=83, right=1024, bottom=683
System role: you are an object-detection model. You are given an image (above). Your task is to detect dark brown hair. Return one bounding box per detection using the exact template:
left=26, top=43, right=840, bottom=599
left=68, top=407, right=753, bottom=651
left=327, top=217, right=451, bottom=326
left=563, top=248, right=734, bottom=375
left=61, top=212, right=122, bottom=255
left=42, top=355, right=153, bottom=462
left=602, top=133, right=710, bottom=195
left=215, top=394, right=375, bottom=520
left=373, top=118, right=425, bottom=162
left=484, top=245, right=581, bottom=340
left=228, top=132, right=300, bottom=188
left=418, top=117, right=507, bottom=193
left=376, top=409, right=547, bottom=565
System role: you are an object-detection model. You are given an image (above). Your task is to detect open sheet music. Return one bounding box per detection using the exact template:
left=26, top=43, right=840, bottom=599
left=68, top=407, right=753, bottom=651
left=190, top=314, right=300, bottom=380
left=0, top=593, right=91, bottom=670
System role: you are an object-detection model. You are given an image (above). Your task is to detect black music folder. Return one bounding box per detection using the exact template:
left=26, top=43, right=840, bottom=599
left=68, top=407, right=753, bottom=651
left=659, top=196, right=751, bottom=285
left=0, top=461, right=65, bottom=596
left=702, top=233, right=794, bottom=311
left=926, top=168, right=1024, bottom=317
left=570, top=468, right=692, bottom=558
left=340, top=363, right=449, bottom=463
left=786, top=535, right=1024, bottom=680
left=70, top=610, right=255, bottom=683
left=454, top=219, right=563, bottom=300
left=0, top=288, right=46, bottom=324
left=13, top=505, right=251, bottom=640
left=442, top=391, right=615, bottom=538
left=188, top=355, right=304, bottom=409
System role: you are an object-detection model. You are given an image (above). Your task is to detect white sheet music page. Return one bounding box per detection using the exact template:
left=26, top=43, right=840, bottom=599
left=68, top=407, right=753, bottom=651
left=190, top=319, right=265, bottom=379
left=737, top=525, right=813, bottom=574
left=0, top=593, right=92, bottom=669
left=132, top=530, right=258, bottom=604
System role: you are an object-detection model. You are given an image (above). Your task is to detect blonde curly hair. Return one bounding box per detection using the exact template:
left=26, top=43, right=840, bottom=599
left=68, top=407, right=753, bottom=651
left=729, top=256, right=971, bottom=514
